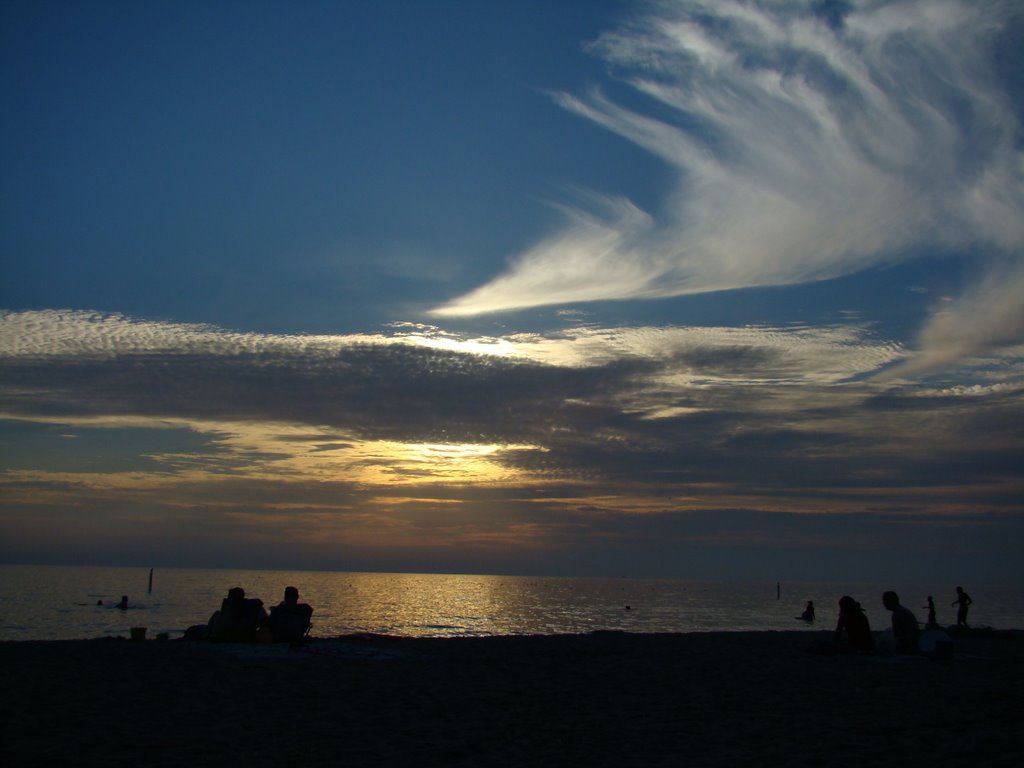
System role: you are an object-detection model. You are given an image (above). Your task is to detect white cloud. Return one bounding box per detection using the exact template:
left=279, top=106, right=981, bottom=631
left=430, top=0, right=1024, bottom=371
left=0, top=309, right=918, bottom=448
left=0, top=308, right=902, bottom=385
left=0, top=309, right=401, bottom=360
left=880, top=259, right=1024, bottom=378
left=430, top=194, right=660, bottom=317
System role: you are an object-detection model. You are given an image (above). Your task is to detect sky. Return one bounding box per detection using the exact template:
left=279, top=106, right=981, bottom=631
left=2, top=0, right=1022, bottom=584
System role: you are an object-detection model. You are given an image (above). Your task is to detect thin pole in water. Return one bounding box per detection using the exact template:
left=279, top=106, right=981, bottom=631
left=148, top=568, right=153, bottom=594
left=776, top=581, right=780, bottom=600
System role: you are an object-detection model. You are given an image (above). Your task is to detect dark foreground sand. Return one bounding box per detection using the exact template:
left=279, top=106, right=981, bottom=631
left=2, top=630, right=1022, bottom=767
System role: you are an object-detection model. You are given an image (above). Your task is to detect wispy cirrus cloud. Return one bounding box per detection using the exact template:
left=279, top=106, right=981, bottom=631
left=881, top=258, right=1024, bottom=379
left=432, top=0, right=1024, bottom=371
left=0, top=310, right=905, bottom=437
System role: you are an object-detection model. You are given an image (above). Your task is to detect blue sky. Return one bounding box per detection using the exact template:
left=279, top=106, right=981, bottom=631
left=2, top=0, right=1022, bottom=583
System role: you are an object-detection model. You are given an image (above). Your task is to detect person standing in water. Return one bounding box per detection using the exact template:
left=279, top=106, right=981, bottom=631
left=952, top=586, right=973, bottom=628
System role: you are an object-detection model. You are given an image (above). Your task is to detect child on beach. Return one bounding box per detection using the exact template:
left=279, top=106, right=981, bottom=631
left=806, top=596, right=873, bottom=654
left=923, top=596, right=937, bottom=627
left=833, top=596, right=874, bottom=652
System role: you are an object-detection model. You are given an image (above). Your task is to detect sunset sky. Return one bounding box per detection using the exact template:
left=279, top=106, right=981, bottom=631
left=2, top=0, right=1022, bottom=583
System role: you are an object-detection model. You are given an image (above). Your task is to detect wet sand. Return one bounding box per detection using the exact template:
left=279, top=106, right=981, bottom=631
left=2, top=630, right=1022, bottom=767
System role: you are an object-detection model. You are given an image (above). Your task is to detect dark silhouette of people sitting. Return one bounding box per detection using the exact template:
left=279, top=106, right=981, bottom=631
left=833, top=595, right=874, bottom=652
left=797, top=600, right=815, bottom=622
left=952, top=586, right=972, bottom=628
left=882, top=591, right=919, bottom=653
left=208, top=587, right=268, bottom=642
left=268, top=586, right=313, bottom=643
left=923, top=596, right=937, bottom=627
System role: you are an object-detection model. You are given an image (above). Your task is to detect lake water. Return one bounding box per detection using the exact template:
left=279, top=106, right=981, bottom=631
left=1, top=565, right=1021, bottom=641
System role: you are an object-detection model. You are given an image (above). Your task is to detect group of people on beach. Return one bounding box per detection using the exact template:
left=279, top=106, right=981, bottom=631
left=198, top=585, right=314, bottom=643
left=808, top=586, right=972, bottom=656
left=184, top=583, right=973, bottom=648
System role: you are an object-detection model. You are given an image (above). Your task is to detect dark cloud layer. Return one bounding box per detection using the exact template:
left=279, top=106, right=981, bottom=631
left=1, top=344, right=650, bottom=443
left=1, top=309, right=1022, bottom=581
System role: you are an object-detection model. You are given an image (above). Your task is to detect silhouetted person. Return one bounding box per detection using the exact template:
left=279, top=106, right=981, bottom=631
left=268, top=586, right=313, bottom=643
left=117, top=595, right=129, bottom=610
left=952, top=586, right=972, bottom=628
left=208, top=587, right=267, bottom=642
left=833, top=596, right=874, bottom=652
left=923, top=596, right=937, bottom=627
left=883, top=591, right=919, bottom=653
left=798, top=600, right=815, bottom=622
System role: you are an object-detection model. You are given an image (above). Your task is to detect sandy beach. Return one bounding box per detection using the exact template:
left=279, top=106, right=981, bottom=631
left=2, top=630, right=1022, bottom=767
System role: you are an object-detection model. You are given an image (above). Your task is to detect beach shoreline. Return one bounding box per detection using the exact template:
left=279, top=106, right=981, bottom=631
left=3, top=630, right=1022, bottom=766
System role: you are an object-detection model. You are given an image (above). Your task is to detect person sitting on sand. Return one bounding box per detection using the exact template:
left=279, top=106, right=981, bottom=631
left=882, top=591, right=919, bottom=653
left=267, top=586, right=313, bottom=643
left=833, top=596, right=874, bottom=652
left=208, top=587, right=268, bottom=642
left=952, top=586, right=972, bottom=628
left=798, top=600, right=815, bottom=622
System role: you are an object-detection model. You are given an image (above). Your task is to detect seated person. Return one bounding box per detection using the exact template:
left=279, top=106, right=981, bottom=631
left=268, top=586, right=313, bottom=643
left=833, top=595, right=874, bottom=652
left=798, top=600, right=815, bottom=622
left=208, top=587, right=267, bottom=642
left=882, top=590, right=920, bottom=653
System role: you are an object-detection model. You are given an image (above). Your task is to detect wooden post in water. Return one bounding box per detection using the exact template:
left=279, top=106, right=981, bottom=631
left=776, top=581, right=780, bottom=600
left=148, top=568, right=153, bottom=594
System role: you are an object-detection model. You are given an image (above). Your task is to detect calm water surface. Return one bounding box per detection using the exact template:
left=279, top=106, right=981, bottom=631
left=1, top=565, right=1021, bottom=641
